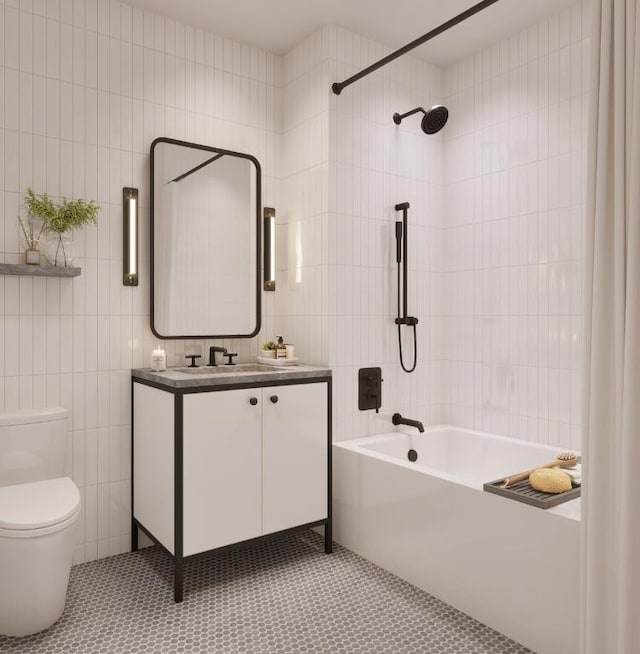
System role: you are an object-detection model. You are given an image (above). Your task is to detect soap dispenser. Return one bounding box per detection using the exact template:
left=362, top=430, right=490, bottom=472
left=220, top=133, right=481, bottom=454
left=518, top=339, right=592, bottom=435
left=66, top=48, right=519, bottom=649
left=276, top=336, right=287, bottom=359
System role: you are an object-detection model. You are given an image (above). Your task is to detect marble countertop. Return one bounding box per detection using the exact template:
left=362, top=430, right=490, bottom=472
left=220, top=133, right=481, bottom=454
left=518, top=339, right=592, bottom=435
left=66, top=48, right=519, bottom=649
left=132, top=363, right=331, bottom=389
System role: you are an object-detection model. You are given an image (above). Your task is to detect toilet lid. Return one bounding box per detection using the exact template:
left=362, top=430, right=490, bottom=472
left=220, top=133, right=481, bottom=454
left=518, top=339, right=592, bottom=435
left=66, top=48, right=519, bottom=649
left=0, top=477, right=80, bottom=530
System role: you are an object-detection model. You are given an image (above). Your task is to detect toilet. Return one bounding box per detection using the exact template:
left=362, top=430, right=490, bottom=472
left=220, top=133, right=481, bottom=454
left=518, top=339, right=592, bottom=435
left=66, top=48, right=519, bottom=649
left=0, top=407, right=81, bottom=637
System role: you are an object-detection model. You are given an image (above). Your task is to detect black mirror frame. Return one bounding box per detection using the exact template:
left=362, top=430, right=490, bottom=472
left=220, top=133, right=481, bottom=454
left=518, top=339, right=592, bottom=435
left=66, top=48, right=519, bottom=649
left=150, top=137, right=262, bottom=340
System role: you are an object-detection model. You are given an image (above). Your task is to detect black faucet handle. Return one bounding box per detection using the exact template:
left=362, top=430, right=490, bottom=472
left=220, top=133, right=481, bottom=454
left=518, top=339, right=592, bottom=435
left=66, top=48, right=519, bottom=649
left=185, top=355, right=201, bottom=368
left=224, top=352, right=238, bottom=366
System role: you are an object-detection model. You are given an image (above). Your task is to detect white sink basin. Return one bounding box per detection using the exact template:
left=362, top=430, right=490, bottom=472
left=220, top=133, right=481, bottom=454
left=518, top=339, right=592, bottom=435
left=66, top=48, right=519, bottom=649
left=173, top=364, right=276, bottom=375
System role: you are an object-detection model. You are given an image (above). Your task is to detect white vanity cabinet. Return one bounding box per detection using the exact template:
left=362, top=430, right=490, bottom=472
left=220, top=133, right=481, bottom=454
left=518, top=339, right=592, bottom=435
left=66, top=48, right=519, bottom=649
left=182, top=384, right=328, bottom=554
left=132, top=370, right=331, bottom=602
left=182, top=388, right=263, bottom=556
left=261, top=383, right=328, bottom=534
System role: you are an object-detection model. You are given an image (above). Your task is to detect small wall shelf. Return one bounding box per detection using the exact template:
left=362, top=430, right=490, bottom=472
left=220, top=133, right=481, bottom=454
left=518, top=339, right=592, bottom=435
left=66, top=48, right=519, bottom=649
left=0, top=263, right=81, bottom=278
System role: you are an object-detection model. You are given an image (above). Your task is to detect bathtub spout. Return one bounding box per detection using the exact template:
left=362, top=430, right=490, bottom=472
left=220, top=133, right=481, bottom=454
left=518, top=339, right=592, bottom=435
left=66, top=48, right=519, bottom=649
left=392, top=413, right=424, bottom=433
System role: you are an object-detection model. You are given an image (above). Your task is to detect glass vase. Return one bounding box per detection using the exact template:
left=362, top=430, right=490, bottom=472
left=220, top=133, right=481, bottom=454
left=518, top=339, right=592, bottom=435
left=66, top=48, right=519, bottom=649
left=25, top=249, right=41, bottom=265
left=45, top=234, right=74, bottom=267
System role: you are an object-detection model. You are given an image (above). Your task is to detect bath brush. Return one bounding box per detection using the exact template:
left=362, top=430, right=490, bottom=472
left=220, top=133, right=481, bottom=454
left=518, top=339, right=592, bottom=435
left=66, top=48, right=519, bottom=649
left=501, top=451, right=577, bottom=489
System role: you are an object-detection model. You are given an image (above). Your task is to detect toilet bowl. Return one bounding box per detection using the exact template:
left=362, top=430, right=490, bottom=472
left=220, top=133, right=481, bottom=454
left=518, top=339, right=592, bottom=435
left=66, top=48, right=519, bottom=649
left=0, top=408, right=81, bottom=637
left=0, top=478, right=80, bottom=637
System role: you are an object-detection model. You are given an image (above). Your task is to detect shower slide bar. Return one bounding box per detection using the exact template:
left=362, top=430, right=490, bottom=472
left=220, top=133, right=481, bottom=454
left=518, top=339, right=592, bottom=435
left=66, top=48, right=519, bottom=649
left=395, top=202, right=417, bottom=327
left=331, top=0, right=501, bottom=96
left=395, top=202, right=418, bottom=373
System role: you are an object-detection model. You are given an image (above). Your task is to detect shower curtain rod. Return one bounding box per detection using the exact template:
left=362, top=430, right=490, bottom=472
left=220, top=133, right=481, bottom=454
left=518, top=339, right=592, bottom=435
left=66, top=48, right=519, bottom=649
left=331, top=0, right=501, bottom=95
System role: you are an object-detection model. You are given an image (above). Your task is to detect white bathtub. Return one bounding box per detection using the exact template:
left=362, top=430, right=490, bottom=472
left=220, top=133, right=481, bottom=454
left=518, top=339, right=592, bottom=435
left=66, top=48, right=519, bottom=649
left=333, top=426, right=580, bottom=654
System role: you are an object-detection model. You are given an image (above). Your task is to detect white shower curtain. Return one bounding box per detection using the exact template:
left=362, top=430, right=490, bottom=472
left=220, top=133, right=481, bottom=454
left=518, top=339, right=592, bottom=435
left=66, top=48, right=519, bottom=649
left=582, top=0, right=640, bottom=652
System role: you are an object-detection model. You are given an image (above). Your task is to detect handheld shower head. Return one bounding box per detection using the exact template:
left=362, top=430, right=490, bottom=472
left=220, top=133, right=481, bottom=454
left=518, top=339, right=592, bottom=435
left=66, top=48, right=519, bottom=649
left=393, top=105, right=449, bottom=134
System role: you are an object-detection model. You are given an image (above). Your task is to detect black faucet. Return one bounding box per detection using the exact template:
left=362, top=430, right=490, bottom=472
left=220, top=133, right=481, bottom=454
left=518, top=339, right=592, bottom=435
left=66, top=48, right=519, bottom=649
left=392, top=413, right=424, bottom=433
left=208, top=346, right=227, bottom=367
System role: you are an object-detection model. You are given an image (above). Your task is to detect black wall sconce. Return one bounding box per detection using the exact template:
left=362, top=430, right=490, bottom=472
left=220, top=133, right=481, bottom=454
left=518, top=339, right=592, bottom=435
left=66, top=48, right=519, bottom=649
left=123, top=187, right=138, bottom=286
left=263, top=207, right=276, bottom=291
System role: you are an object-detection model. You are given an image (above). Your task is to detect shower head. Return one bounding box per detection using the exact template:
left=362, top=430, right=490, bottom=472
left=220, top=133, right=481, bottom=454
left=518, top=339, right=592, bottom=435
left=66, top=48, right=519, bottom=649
left=421, top=105, right=449, bottom=134
left=393, top=105, right=449, bottom=134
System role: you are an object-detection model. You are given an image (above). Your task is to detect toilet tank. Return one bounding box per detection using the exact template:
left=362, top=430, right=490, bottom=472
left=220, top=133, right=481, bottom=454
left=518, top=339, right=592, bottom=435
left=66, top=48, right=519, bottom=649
left=0, top=407, right=69, bottom=487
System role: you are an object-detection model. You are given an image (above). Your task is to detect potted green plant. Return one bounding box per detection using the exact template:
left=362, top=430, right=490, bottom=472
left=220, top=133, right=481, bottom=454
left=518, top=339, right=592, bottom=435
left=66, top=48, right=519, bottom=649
left=24, top=188, right=100, bottom=267
left=261, top=340, right=277, bottom=359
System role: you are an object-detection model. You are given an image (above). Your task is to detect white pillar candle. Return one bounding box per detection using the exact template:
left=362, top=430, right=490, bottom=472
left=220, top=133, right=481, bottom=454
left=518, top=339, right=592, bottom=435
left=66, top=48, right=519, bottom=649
left=151, top=345, right=166, bottom=371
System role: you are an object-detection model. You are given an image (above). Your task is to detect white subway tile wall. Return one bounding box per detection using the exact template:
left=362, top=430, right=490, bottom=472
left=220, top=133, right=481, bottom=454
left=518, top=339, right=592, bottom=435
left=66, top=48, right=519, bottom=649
left=0, top=0, right=589, bottom=563
left=0, top=0, right=282, bottom=563
left=327, top=27, right=446, bottom=442
left=276, top=25, right=447, bottom=442
left=441, top=2, right=589, bottom=450
left=275, top=27, right=332, bottom=366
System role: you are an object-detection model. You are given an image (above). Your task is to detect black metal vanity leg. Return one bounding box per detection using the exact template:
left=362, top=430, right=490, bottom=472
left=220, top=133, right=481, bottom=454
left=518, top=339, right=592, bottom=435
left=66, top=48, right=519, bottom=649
left=174, top=393, right=184, bottom=603
left=324, top=520, right=333, bottom=554
left=174, top=556, right=184, bottom=603
left=131, top=522, right=138, bottom=552
left=326, top=378, right=333, bottom=555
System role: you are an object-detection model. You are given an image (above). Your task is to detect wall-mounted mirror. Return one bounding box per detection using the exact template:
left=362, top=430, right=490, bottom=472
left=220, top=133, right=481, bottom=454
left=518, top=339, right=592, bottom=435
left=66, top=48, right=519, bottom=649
left=150, top=138, right=261, bottom=339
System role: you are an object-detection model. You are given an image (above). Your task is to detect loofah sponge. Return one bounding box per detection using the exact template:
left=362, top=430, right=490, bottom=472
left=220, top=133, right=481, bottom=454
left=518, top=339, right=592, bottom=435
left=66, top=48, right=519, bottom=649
left=529, top=468, right=572, bottom=493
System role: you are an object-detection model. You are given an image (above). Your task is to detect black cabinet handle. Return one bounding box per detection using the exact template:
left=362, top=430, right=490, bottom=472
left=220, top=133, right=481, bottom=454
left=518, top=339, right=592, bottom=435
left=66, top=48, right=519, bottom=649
left=249, top=397, right=258, bottom=406
left=270, top=395, right=279, bottom=404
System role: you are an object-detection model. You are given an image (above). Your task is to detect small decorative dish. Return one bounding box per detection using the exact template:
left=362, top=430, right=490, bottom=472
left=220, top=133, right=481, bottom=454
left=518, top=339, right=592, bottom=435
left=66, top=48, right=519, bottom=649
left=256, top=356, right=300, bottom=366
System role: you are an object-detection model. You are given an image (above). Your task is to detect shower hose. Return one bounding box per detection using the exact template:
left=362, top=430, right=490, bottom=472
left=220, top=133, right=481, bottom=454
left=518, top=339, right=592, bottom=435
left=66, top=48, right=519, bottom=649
left=397, top=258, right=417, bottom=373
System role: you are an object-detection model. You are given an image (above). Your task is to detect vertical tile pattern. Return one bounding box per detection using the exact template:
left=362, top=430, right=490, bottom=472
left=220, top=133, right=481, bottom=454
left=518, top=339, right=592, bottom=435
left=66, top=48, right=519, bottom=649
left=276, top=27, right=331, bottom=366
left=441, top=2, right=589, bottom=450
left=0, top=0, right=282, bottom=563
left=279, top=26, right=445, bottom=442
left=327, top=28, right=446, bottom=442
left=1, top=0, right=589, bottom=563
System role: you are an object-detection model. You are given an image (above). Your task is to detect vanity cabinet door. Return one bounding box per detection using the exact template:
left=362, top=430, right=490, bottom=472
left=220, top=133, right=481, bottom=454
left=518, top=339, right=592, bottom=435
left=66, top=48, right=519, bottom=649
left=183, top=389, right=262, bottom=556
left=262, top=383, right=328, bottom=534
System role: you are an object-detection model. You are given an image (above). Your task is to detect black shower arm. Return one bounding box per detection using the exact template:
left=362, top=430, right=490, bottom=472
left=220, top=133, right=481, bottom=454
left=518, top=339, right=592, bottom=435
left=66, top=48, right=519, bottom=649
left=393, top=107, right=427, bottom=125
left=331, top=0, right=501, bottom=95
